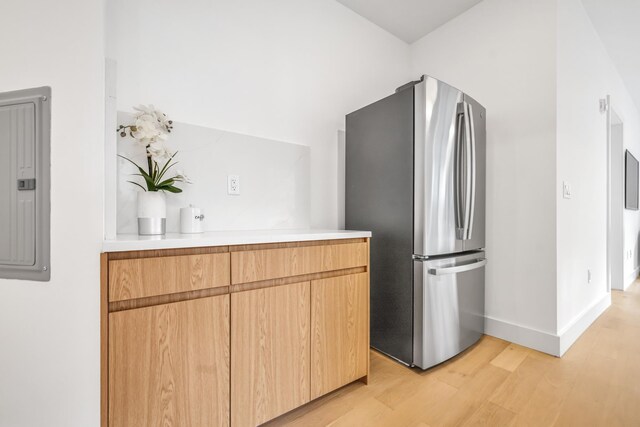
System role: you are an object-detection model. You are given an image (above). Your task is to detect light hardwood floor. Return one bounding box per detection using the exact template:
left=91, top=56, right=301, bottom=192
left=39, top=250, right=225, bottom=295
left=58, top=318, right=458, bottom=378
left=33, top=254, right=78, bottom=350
left=265, top=281, right=640, bottom=427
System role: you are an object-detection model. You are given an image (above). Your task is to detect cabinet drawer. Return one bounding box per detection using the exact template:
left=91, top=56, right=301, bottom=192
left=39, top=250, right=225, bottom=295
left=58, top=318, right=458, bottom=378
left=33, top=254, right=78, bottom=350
left=109, top=253, right=230, bottom=302
left=231, top=242, right=368, bottom=284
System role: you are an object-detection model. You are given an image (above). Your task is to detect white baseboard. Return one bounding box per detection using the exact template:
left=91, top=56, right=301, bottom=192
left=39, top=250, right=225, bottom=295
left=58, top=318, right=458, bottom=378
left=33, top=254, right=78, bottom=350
left=484, top=293, right=611, bottom=357
left=557, top=293, right=611, bottom=356
left=484, top=316, right=560, bottom=356
left=624, top=267, right=639, bottom=290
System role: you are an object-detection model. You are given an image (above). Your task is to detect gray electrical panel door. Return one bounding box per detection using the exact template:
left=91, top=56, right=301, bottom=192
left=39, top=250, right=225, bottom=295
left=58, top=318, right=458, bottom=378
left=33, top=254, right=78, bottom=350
left=0, top=87, right=50, bottom=281
left=0, top=103, right=36, bottom=266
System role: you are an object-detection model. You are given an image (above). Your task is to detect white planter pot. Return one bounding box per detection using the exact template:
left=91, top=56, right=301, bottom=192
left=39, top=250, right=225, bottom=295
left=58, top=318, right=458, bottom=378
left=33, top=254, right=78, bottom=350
left=137, top=191, right=166, bottom=235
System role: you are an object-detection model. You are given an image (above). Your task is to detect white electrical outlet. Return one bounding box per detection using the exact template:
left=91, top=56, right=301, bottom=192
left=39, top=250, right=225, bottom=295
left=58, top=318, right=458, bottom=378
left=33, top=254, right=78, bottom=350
left=563, top=181, right=572, bottom=199
left=227, top=175, right=240, bottom=195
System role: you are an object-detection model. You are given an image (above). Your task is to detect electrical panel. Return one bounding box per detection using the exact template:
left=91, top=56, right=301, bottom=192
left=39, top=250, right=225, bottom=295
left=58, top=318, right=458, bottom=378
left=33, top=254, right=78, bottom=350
left=0, top=87, right=50, bottom=281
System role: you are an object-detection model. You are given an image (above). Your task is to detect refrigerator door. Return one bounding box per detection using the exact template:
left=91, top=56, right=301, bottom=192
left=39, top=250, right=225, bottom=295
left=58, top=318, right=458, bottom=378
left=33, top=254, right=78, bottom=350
left=462, top=93, right=486, bottom=252
left=413, top=252, right=485, bottom=369
left=414, top=76, right=465, bottom=257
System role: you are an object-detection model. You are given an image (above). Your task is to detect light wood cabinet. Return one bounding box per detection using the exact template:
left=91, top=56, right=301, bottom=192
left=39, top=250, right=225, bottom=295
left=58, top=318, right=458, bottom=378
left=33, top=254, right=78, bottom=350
left=231, top=242, right=368, bottom=284
left=311, top=273, right=369, bottom=399
left=231, top=282, right=310, bottom=427
left=108, top=296, right=230, bottom=427
left=109, top=252, right=230, bottom=301
left=102, top=238, right=369, bottom=427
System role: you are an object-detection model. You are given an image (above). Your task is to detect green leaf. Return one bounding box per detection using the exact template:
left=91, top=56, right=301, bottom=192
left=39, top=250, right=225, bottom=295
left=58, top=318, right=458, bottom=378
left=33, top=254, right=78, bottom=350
left=139, top=169, right=156, bottom=190
left=156, top=178, right=175, bottom=188
left=127, top=181, right=147, bottom=191
left=157, top=162, right=178, bottom=182
left=157, top=152, right=179, bottom=180
left=118, top=155, right=155, bottom=190
left=164, top=185, right=182, bottom=193
left=118, top=154, right=145, bottom=171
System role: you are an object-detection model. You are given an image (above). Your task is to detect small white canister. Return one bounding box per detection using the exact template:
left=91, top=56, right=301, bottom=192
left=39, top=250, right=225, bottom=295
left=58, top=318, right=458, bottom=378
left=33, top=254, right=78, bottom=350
left=180, top=205, right=205, bottom=234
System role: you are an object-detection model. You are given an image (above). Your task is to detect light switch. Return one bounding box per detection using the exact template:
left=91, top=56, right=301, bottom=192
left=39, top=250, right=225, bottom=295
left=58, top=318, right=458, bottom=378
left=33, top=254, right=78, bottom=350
left=563, top=181, right=572, bottom=199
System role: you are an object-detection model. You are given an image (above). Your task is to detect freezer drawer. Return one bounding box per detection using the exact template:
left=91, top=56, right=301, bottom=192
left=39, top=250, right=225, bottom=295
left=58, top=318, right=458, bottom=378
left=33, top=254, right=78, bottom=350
left=413, top=252, right=485, bottom=369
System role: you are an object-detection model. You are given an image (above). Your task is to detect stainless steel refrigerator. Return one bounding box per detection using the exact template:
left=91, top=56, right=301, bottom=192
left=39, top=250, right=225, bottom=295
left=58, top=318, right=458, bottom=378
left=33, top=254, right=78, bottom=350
left=346, top=75, right=486, bottom=369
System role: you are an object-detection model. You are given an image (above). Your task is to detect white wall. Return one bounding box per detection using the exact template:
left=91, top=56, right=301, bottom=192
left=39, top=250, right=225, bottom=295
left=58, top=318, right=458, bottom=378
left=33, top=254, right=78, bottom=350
left=577, top=0, right=640, bottom=289
left=2, top=3, right=636, bottom=425
left=116, top=113, right=311, bottom=233
left=610, top=116, right=624, bottom=291
left=408, top=0, right=640, bottom=355
left=0, top=0, right=104, bottom=426
left=107, top=0, right=411, bottom=229
left=556, top=0, right=640, bottom=339
left=410, top=0, right=559, bottom=350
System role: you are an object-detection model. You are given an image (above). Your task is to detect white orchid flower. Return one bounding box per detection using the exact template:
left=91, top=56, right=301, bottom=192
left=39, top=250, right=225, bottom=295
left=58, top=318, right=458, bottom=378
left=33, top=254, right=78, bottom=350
left=131, top=104, right=172, bottom=137
left=118, top=104, right=185, bottom=192
left=174, top=170, right=193, bottom=184
left=132, top=119, right=157, bottom=140
left=147, top=142, right=173, bottom=162
left=130, top=111, right=169, bottom=145
left=133, top=104, right=156, bottom=117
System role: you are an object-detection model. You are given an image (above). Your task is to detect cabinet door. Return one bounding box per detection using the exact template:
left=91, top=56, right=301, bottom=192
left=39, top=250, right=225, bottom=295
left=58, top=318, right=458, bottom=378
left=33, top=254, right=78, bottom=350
left=311, top=273, right=369, bottom=399
left=231, top=282, right=310, bottom=427
left=109, top=295, right=230, bottom=427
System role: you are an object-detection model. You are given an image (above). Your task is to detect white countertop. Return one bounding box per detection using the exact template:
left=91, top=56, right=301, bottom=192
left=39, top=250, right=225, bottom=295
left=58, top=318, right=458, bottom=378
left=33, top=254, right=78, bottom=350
left=102, top=229, right=372, bottom=252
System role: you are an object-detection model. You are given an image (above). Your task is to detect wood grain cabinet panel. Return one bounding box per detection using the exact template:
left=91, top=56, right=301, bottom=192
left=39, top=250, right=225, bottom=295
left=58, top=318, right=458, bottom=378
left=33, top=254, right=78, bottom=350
left=311, top=273, right=369, bottom=399
left=231, top=242, right=367, bottom=284
left=231, top=282, right=310, bottom=427
left=109, top=253, right=230, bottom=301
left=108, top=296, right=230, bottom=427
left=102, top=239, right=371, bottom=427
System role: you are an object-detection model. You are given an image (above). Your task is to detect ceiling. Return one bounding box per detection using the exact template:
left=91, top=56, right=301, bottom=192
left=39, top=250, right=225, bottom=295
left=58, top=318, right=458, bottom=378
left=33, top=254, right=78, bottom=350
left=335, top=0, right=482, bottom=43
left=582, top=0, right=640, bottom=110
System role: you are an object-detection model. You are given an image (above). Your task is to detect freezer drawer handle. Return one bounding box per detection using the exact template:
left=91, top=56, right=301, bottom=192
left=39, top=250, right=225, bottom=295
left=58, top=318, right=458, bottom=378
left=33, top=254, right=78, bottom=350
left=428, top=258, right=487, bottom=275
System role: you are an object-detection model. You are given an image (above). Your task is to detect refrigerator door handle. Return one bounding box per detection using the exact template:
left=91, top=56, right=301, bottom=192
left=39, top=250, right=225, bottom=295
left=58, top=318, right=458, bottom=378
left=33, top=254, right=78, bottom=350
left=454, top=105, right=465, bottom=239
left=456, top=100, right=476, bottom=241
left=464, top=101, right=476, bottom=240
left=428, top=258, right=487, bottom=275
